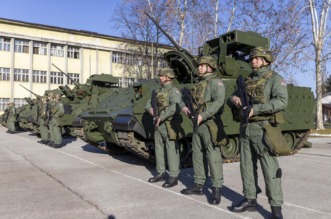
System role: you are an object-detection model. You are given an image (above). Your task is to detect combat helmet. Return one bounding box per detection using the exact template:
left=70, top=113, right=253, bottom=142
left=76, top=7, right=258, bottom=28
left=55, top=93, right=62, bottom=100
left=250, top=47, right=274, bottom=63
left=158, top=68, right=175, bottom=79
left=198, top=55, right=217, bottom=69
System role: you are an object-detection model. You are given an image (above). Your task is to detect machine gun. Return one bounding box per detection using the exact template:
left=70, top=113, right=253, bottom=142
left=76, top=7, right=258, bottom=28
left=20, top=85, right=42, bottom=100
left=236, top=75, right=252, bottom=124
left=181, top=87, right=198, bottom=130
left=150, top=90, right=159, bottom=127
left=52, top=63, right=81, bottom=88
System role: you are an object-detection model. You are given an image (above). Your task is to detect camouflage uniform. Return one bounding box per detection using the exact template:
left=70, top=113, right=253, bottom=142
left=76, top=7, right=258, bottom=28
left=49, top=94, right=65, bottom=148
left=38, top=96, right=50, bottom=144
left=145, top=68, right=183, bottom=188
left=230, top=47, right=288, bottom=218
left=6, top=102, right=17, bottom=133
left=181, top=56, right=225, bottom=205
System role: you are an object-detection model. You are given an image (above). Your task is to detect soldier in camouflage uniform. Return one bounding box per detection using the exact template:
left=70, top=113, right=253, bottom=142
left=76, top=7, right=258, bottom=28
left=229, top=47, right=288, bottom=219
left=145, top=68, right=183, bottom=188
left=180, top=56, right=225, bottom=205
left=48, top=93, right=65, bottom=148
left=37, top=95, right=51, bottom=145
left=6, top=102, right=17, bottom=133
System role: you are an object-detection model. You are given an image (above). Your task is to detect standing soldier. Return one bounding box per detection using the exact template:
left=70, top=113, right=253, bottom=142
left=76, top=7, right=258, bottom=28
left=145, top=68, right=183, bottom=188
left=229, top=47, right=288, bottom=219
left=6, top=102, right=17, bottom=133
left=180, top=55, right=225, bottom=205
left=37, top=95, right=50, bottom=145
left=48, top=93, right=64, bottom=148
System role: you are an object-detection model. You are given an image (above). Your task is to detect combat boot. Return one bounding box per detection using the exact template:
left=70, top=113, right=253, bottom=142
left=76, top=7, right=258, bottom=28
left=271, top=206, right=283, bottom=219
left=162, top=177, right=178, bottom=188
left=210, top=187, right=221, bottom=205
left=37, top=140, right=46, bottom=144
left=47, top=141, right=55, bottom=147
left=52, top=143, right=62, bottom=148
left=230, top=198, right=257, bottom=212
left=148, top=173, right=165, bottom=183
left=180, top=184, right=204, bottom=195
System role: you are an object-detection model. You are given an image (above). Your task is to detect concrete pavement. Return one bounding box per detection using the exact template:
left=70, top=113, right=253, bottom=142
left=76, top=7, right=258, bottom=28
left=0, top=125, right=330, bottom=219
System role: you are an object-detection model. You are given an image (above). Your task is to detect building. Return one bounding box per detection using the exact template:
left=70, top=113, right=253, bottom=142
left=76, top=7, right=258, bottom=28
left=0, top=17, right=171, bottom=113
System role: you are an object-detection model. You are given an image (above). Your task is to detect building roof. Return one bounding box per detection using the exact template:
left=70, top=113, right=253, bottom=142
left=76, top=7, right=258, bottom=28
left=0, top=17, right=174, bottom=49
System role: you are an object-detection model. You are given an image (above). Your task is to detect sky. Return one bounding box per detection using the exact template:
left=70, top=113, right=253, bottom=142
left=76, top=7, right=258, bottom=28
left=0, top=0, right=316, bottom=94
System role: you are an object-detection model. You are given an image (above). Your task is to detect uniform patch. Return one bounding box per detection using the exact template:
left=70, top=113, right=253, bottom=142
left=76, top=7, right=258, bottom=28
left=217, top=80, right=224, bottom=86
left=175, top=90, right=180, bottom=94
left=280, top=80, right=287, bottom=86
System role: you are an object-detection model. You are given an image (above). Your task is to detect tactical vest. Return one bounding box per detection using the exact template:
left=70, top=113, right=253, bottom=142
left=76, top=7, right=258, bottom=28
left=245, top=71, right=284, bottom=124
left=156, top=87, right=172, bottom=112
left=191, top=75, right=216, bottom=114
left=245, top=71, right=273, bottom=104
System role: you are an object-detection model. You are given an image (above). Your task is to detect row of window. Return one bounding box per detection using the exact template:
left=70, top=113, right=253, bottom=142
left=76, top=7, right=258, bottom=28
left=0, top=37, right=80, bottom=58
left=112, top=52, right=168, bottom=68
left=0, top=98, right=27, bottom=111
left=0, top=67, right=79, bottom=84
left=1, top=37, right=168, bottom=67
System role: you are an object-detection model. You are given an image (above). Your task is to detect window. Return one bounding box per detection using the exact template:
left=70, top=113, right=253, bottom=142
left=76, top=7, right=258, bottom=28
left=159, top=59, right=168, bottom=68
left=14, top=68, right=29, bottom=82
left=112, top=52, right=123, bottom=63
left=51, top=44, right=64, bottom=57
left=0, top=98, right=10, bottom=111
left=33, top=70, right=47, bottom=83
left=67, top=73, right=79, bottom=85
left=0, top=68, right=10, bottom=81
left=0, top=37, right=10, bottom=51
left=118, top=77, right=134, bottom=88
left=50, top=71, right=63, bottom=84
left=14, top=98, right=27, bottom=108
left=14, top=39, right=29, bottom=53
left=68, top=46, right=80, bottom=59
left=33, top=42, right=47, bottom=55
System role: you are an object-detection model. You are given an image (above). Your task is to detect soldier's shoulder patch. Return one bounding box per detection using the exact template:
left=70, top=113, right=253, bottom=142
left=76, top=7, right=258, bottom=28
left=214, top=79, right=224, bottom=86
left=280, top=80, right=287, bottom=86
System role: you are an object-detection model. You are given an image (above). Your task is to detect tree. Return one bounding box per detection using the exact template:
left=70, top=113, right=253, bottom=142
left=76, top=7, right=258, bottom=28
left=308, top=0, right=331, bottom=130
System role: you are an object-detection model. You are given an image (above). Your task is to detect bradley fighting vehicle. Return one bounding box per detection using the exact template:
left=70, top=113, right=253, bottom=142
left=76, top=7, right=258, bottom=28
left=9, top=65, right=121, bottom=136
left=73, top=13, right=315, bottom=164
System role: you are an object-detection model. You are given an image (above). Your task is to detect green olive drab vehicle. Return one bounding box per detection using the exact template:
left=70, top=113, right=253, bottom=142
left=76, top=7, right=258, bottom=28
left=7, top=66, right=121, bottom=137
left=79, top=13, right=314, bottom=165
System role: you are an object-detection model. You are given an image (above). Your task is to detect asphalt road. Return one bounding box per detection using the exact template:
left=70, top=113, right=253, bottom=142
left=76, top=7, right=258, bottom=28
left=0, top=126, right=330, bottom=219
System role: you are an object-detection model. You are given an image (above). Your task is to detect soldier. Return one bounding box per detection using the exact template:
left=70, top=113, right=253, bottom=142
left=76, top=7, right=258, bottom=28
left=145, top=68, right=183, bottom=188
left=6, top=102, right=17, bottom=134
left=180, top=55, right=225, bottom=205
left=48, top=93, right=64, bottom=148
left=229, top=47, right=288, bottom=219
left=37, top=95, right=50, bottom=145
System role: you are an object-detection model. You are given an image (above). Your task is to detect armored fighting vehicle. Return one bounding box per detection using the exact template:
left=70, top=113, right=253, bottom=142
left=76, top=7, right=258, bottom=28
left=10, top=66, right=120, bottom=137
left=79, top=13, right=314, bottom=165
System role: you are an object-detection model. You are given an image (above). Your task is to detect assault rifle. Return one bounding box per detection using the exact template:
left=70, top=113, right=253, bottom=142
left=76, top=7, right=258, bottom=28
left=43, top=102, right=51, bottom=125
left=151, top=90, right=159, bottom=127
left=236, top=75, right=252, bottom=124
left=181, top=87, right=198, bottom=130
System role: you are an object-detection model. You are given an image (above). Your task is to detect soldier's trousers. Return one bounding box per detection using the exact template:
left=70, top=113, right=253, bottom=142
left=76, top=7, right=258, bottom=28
left=49, top=118, right=62, bottom=145
left=7, top=118, right=16, bottom=132
left=192, top=123, right=223, bottom=188
left=39, top=118, right=49, bottom=141
left=154, top=123, right=180, bottom=177
left=240, top=121, right=283, bottom=206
